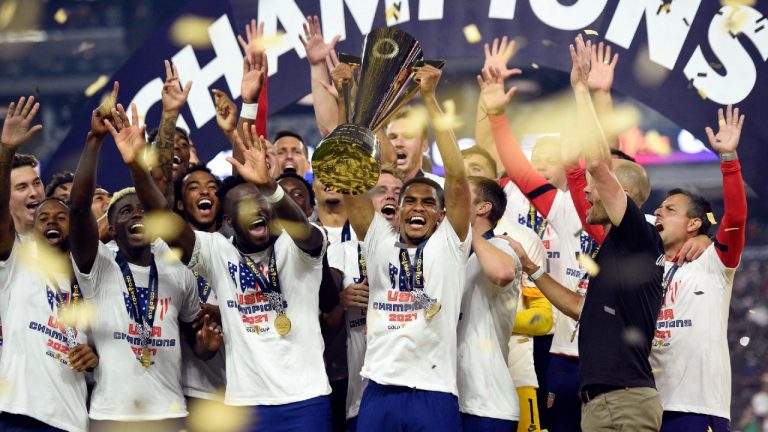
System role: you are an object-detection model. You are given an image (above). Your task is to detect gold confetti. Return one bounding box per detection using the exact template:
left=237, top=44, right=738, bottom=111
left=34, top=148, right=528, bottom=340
left=599, top=105, right=643, bottom=144
left=0, top=0, right=18, bottom=31
left=723, top=6, right=749, bottom=35
left=531, top=63, right=540, bottom=69
left=97, top=91, right=117, bottom=117
left=53, top=8, right=67, bottom=25
left=19, top=240, right=72, bottom=281
left=163, top=247, right=185, bottom=264
left=144, top=211, right=184, bottom=241
left=462, top=24, right=482, bottom=44
left=659, top=3, right=671, bottom=14
left=583, top=29, right=598, bottom=36
left=633, top=44, right=670, bottom=88
left=721, top=0, right=756, bottom=6
left=541, top=39, right=557, bottom=48
left=58, top=301, right=98, bottom=330
left=169, top=15, right=214, bottom=48
left=516, top=337, right=530, bottom=344
left=385, top=5, right=401, bottom=23
left=749, top=309, right=756, bottom=314
left=697, top=88, right=708, bottom=100
left=255, top=32, right=286, bottom=52
left=137, top=146, right=159, bottom=171
left=578, top=253, right=600, bottom=276
left=84, top=75, right=109, bottom=97
left=433, top=99, right=464, bottom=131
left=706, top=212, right=717, bottom=224
left=170, top=402, right=183, bottom=413
left=707, top=426, right=713, bottom=432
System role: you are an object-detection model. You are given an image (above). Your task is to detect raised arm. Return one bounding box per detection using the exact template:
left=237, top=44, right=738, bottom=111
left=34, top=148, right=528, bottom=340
left=706, top=105, right=747, bottom=267
left=235, top=22, right=267, bottom=167
left=0, top=96, right=42, bottom=260
left=479, top=67, right=558, bottom=216
left=228, top=124, right=324, bottom=253
left=300, top=15, right=341, bottom=137
left=474, top=36, right=521, bottom=176
left=70, top=84, right=118, bottom=272
left=587, top=41, right=619, bottom=148
left=212, top=89, right=238, bottom=146
left=108, top=103, right=197, bottom=264
left=154, top=60, right=192, bottom=204
left=571, top=35, right=625, bottom=226
left=471, top=227, right=520, bottom=287
left=417, top=66, right=471, bottom=240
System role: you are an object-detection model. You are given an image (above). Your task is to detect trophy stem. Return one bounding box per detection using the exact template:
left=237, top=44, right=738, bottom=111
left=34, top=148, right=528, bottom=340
left=342, top=81, right=352, bottom=124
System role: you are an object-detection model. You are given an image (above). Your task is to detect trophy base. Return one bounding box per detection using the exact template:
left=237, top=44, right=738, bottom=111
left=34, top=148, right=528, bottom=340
left=312, top=124, right=381, bottom=195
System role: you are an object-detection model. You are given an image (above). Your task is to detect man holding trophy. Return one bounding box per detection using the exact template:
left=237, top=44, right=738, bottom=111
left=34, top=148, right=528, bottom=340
left=312, top=28, right=472, bottom=432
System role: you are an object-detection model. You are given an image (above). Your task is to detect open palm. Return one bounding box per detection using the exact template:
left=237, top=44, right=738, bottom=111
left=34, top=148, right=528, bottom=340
left=1, top=96, right=42, bottom=150
left=483, top=36, right=522, bottom=80
left=299, top=15, right=340, bottom=65
left=477, top=67, right=516, bottom=114
left=227, top=123, right=271, bottom=186
left=162, top=60, right=192, bottom=113
left=105, top=103, right=147, bottom=165
left=705, top=105, right=745, bottom=154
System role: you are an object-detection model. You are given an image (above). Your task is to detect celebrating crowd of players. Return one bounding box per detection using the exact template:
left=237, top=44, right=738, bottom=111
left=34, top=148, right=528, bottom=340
left=0, top=16, right=747, bottom=432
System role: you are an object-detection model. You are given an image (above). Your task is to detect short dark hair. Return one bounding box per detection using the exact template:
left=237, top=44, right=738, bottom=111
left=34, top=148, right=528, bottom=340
left=215, top=175, right=248, bottom=205
left=277, top=169, right=315, bottom=208
left=274, top=130, right=308, bottom=158
left=174, top=166, right=221, bottom=205
left=106, top=187, right=137, bottom=226
left=666, top=188, right=713, bottom=236
left=12, top=153, right=39, bottom=170
left=35, top=197, right=70, bottom=216
left=399, top=177, right=444, bottom=209
left=468, top=176, right=507, bottom=225
left=461, top=146, right=497, bottom=177
left=147, top=126, right=190, bottom=145
left=45, top=170, right=74, bottom=197
left=610, top=148, right=636, bottom=162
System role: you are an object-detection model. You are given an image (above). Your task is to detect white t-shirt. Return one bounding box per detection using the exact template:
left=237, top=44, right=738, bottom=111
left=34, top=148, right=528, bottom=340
left=458, top=236, right=522, bottom=421
left=501, top=182, right=563, bottom=336
left=650, top=244, right=735, bottom=419
left=180, top=271, right=226, bottom=400
left=494, top=220, right=546, bottom=388
left=188, top=229, right=331, bottom=406
left=72, top=240, right=200, bottom=421
left=361, top=212, right=471, bottom=395
left=545, top=190, right=600, bottom=357
left=0, top=239, right=88, bottom=432
left=327, top=241, right=368, bottom=419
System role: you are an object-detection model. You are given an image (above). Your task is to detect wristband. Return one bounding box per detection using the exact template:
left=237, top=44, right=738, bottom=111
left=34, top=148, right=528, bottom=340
left=719, top=151, right=738, bottom=161
left=265, top=185, right=285, bottom=204
left=240, top=102, right=258, bottom=120
left=527, top=266, right=545, bottom=283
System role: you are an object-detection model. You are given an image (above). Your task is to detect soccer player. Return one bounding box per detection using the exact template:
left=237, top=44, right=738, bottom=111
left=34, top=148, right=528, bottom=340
left=343, top=65, right=471, bottom=431
left=651, top=105, right=747, bottom=432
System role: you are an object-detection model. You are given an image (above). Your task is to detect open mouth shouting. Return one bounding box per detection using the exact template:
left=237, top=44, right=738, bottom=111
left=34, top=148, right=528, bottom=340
left=197, top=198, right=214, bottom=217
left=406, top=215, right=427, bottom=230
left=248, top=217, right=268, bottom=238
left=172, top=155, right=182, bottom=169
left=26, top=200, right=40, bottom=216
left=381, top=204, right=397, bottom=219
left=44, top=228, right=63, bottom=245
left=128, top=222, right=146, bottom=241
left=395, top=151, right=407, bottom=168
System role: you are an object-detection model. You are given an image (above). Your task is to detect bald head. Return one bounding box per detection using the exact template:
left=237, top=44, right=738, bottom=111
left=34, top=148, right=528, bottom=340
left=612, top=159, right=651, bottom=208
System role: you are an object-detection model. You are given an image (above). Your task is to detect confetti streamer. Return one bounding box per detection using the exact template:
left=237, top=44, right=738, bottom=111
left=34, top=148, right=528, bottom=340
left=53, top=8, right=67, bottom=25
left=169, top=15, right=214, bottom=48
left=706, top=212, right=718, bottom=224
left=84, top=75, right=109, bottom=97
left=144, top=211, right=184, bottom=241
left=463, top=24, right=482, bottom=44
left=579, top=252, right=600, bottom=276
left=583, top=29, right=599, bottom=36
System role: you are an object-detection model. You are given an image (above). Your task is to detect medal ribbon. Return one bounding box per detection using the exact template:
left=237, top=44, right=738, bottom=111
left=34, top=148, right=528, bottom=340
left=341, top=220, right=352, bottom=243
left=115, top=251, right=159, bottom=349
left=661, top=262, right=680, bottom=299
left=194, top=271, right=212, bottom=303
left=398, top=240, right=437, bottom=312
left=46, top=278, right=81, bottom=349
left=242, top=251, right=287, bottom=316
left=527, top=203, right=548, bottom=239
left=353, top=243, right=367, bottom=284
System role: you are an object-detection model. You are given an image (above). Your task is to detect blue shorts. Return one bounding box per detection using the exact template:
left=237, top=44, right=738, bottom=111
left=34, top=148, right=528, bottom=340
left=533, top=334, right=554, bottom=429
left=246, top=395, right=331, bottom=432
left=357, top=381, right=461, bottom=432
left=346, top=416, right=358, bottom=432
left=461, top=413, right=517, bottom=431
left=660, top=411, right=730, bottom=432
left=0, top=413, right=64, bottom=432
left=546, top=354, right=582, bottom=432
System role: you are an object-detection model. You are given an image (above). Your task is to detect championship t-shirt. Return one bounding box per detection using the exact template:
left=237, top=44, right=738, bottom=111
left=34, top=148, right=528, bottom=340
left=458, top=237, right=521, bottom=421
left=327, top=240, right=368, bottom=419
left=180, top=271, right=226, bottom=400
left=0, top=239, right=88, bottom=432
left=578, top=198, right=664, bottom=390
left=546, top=190, right=600, bottom=357
left=650, top=244, right=735, bottom=419
left=72, top=240, right=201, bottom=420
left=361, top=212, right=471, bottom=395
left=188, top=229, right=331, bottom=406
left=324, top=222, right=357, bottom=246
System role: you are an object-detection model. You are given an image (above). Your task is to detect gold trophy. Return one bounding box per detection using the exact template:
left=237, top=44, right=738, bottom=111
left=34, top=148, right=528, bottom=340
left=312, top=27, right=438, bottom=194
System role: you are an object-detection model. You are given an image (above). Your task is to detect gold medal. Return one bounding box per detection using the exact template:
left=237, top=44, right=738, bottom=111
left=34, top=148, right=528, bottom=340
left=274, top=314, right=291, bottom=336
left=141, top=347, right=151, bottom=368
left=424, top=302, right=441, bottom=320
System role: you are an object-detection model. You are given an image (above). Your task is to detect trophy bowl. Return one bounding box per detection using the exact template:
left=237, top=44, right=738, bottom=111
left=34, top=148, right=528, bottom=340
left=312, top=27, right=425, bottom=195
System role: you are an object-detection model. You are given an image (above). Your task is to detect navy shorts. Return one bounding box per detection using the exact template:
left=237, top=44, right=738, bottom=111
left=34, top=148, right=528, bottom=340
left=660, top=411, right=730, bottom=432
left=0, top=413, right=64, bottom=432
left=461, top=413, right=517, bottom=431
left=546, top=354, right=582, bottom=432
left=357, top=381, right=461, bottom=432
left=247, top=395, right=331, bottom=432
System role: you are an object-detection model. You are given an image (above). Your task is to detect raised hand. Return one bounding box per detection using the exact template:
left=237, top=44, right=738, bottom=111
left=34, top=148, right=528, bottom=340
left=477, top=66, right=517, bottom=115
left=340, top=279, right=369, bottom=310
left=105, top=103, right=147, bottom=165
left=705, top=104, right=745, bottom=154
left=569, top=34, right=592, bottom=92
left=588, top=42, right=618, bottom=93
left=241, top=50, right=266, bottom=104
left=318, top=49, right=341, bottom=99
left=483, top=36, right=522, bottom=80
left=237, top=19, right=265, bottom=57
left=91, top=81, right=119, bottom=138
left=415, top=65, right=442, bottom=96
left=1, top=96, right=42, bottom=150
left=161, top=60, right=192, bottom=114
left=330, top=60, right=353, bottom=95
left=299, top=15, right=341, bottom=66
left=212, top=89, right=237, bottom=133
left=227, top=123, right=272, bottom=187
left=68, top=344, right=99, bottom=372
left=196, top=314, right=223, bottom=353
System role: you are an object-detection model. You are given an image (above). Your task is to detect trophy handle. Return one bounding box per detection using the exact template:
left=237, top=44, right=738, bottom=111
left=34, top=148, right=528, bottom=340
left=342, top=81, right=352, bottom=124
